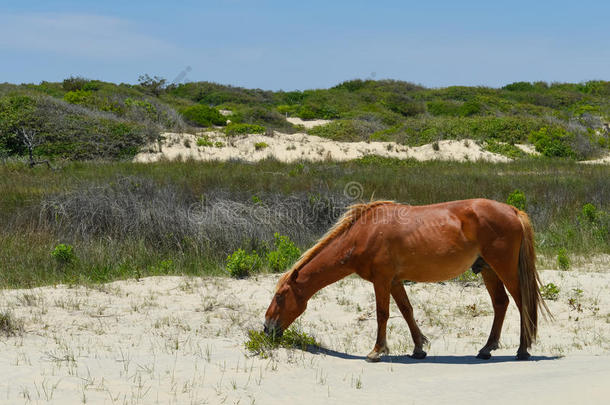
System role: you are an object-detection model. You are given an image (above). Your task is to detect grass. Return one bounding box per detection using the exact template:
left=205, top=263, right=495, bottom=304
left=244, top=327, right=321, bottom=358
left=0, top=158, right=608, bottom=288
left=0, top=310, right=24, bottom=337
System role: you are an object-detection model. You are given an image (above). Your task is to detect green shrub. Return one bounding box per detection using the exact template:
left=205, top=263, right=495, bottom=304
left=225, top=123, right=266, bottom=136
left=540, top=283, right=560, bottom=300
left=196, top=135, right=214, bottom=147
left=62, top=76, right=89, bottom=92
left=581, top=203, right=598, bottom=223
left=214, top=141, right=225, bottom=148
left=507, top=189, right=526, bottom=210
left=528, top=127, right=576, bottom=158
left=557, top=248, right=570, bottom=270
left=180, top=105, right=226, bottom=127
left=267, top=233, right=301, bottom=273
left=51, top=243, right=76, bottom=265
left=226, top=249, right=262, bottom=278
left=254, top=142, right=269, bottom=151
left=63, top=90, right=94, bottom=105
left=484, top=140, right=526, bottom=159
left=244, top=327, right=320, bottom=358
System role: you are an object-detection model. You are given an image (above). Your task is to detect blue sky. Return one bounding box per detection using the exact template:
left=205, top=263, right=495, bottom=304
left=1, top=0, right=608, bottom=90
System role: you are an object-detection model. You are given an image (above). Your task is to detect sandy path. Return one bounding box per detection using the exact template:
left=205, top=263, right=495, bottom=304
left=1, top=264, right=608, bottom=404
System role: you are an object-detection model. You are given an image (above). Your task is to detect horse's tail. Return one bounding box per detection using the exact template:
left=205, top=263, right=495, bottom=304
left=276, top=200, right=394, bottom=291
left=516, top=210, right=552, bottom=348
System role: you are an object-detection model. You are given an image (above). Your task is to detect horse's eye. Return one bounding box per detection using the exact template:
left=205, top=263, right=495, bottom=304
left=275, top=293, right=284, bottom=303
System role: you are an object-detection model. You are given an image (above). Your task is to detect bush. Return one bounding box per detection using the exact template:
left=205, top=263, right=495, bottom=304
left=528, top=127, right=576, bottom=158
left=254, top=142, right=269, bottom=151
left=62, top=76, right=89, bottom=92
left=484, top=140, right=526, bottom=159
left=540, top=283, right=560, bottom=300
left=225, top=123, right=266, bottom=136
left=267, top=233, right=301, bottom=273
left=180, top=105, right=226, bottom=127
left=196, top=135, right=214, bottom=147
left=507, top=189, right=526, bottom=210
left=557, top=248, right=570, bottom=270
left=226, top=249, right=262, bottom=278
left=51, top=243, right=76, bottom=265
left=581, top=203, right=598, bottom=223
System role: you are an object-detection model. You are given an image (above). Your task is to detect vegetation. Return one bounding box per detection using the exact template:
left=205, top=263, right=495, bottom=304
left=1, top=77, right=608, bottom=160
left=0, top=158, right=607, bottom=288
left=266, top=233, right=301, bottom=273
left=507, top=189, right=527, bottom=210
left=540, top=283, right=560, bottom=301
left=0, top=310, right=24, bottom=337
left=225, top=249, right=262, bottom=278
left=244, top=327, right=321, bottom=358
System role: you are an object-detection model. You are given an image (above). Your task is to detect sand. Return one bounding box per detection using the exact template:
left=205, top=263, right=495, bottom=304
left=1, top=259, right=609, bottom=404
left=134, top=132, right=515, bottom=163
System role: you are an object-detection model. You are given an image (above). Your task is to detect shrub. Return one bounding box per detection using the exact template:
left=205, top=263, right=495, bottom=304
left=196, top=135, right=214, bottom=147
left=63, top=90, right=94, bottom=106
left=484, top=140, right=526, bottom=159
left=62, top=76, right=89, bottom=92
left=557, top=248, right=570, bottom=270
left=254, top=142, right=269, bottom=151
left=226, top=249, right=262, bottom=278
left=528, top=127, right=576, bottom=158
left=51, top=243, right=76, bottom=265
left=180, top=105, right=226, bottom=127
left=507, top=189, right=526, bottom=210
left=225, top=123, right=266, bottom=136
left=267, top=233, right=301, bottom=273
left=540, top=283, right=560, bottom=300
left=581, top=203, right=597, bottom=223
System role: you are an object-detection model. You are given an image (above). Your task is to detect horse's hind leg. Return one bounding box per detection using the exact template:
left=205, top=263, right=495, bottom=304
left=477, top=266, right=509, bottom=359
left=391, top=281, right=428, bottom=359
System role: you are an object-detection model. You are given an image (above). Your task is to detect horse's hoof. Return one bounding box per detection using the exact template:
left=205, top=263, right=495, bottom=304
left=366, top=355, right=381, bottom=363
left=411, top=351, right=427, bottom=360
left=516, top=352, right=531, bottom=360
left=476, top=352, right=491, bottom=360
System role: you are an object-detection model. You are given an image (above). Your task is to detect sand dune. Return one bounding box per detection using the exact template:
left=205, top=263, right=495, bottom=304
left=134, top=132, right=515, bottom=163
left=1, top=261, right=608, bottom=404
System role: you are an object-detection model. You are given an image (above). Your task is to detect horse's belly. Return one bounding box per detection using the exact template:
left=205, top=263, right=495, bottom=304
left=393, top=232, right=479, bottom=282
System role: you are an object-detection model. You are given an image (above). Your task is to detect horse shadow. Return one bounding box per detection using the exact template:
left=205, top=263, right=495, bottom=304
left=306, top=346, right=561, bottom=364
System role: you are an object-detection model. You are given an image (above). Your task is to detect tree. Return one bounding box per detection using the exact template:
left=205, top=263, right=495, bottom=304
left=19, top=128, right=51, bottom=168
left=138, top=74, right=167, bottom=97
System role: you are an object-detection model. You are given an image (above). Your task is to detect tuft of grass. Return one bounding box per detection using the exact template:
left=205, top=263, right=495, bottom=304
left=0, top=310, right=24, bottom=337
left=244, top=327, right=321, bottom=358
left=254, top=142, right=269, bottom=151
left=452, top=269, right=479, bottom=284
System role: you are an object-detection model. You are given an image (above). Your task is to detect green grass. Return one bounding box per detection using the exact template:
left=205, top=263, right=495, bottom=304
left=0, top=158, right=607, bottom=288
left=244, top=327, right=321, bottom=358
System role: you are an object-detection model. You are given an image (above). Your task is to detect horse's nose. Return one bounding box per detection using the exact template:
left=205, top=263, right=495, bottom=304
left=263, top=323, right=269, bottom=333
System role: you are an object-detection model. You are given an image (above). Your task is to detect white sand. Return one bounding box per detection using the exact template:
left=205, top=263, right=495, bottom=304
left=1, top=260, right=609, bottom=404
left=134, top=132, right=514, bottom=163
left=286, top=117, right=333, bottom=129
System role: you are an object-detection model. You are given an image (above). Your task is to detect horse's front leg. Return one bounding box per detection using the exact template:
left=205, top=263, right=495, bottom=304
left=366, top=280, right=391, bottom=362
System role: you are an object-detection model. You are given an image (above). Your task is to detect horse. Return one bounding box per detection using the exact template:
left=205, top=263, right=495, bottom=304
left=264, top=199, right=551, bottom=362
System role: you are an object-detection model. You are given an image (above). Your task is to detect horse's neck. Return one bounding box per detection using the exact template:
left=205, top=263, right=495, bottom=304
left=296, top=257, right=355, bottom=301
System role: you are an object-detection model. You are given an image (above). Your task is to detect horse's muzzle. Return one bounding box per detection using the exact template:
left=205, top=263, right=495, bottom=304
left=263, top=320, right=283, bottom=338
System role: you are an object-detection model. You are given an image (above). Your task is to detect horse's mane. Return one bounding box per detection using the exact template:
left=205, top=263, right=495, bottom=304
left=275, top=200, right=394, bottom=291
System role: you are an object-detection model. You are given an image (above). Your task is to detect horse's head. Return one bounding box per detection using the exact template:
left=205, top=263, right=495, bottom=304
left=264, top=270, right=307, bottom=337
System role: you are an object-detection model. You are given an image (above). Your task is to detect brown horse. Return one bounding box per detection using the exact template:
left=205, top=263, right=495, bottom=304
left=264, top=199, right=551, bottom=361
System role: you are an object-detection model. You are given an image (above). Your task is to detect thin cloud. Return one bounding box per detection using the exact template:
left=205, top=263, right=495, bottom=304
left=0, top=13, right=181, bottom=60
